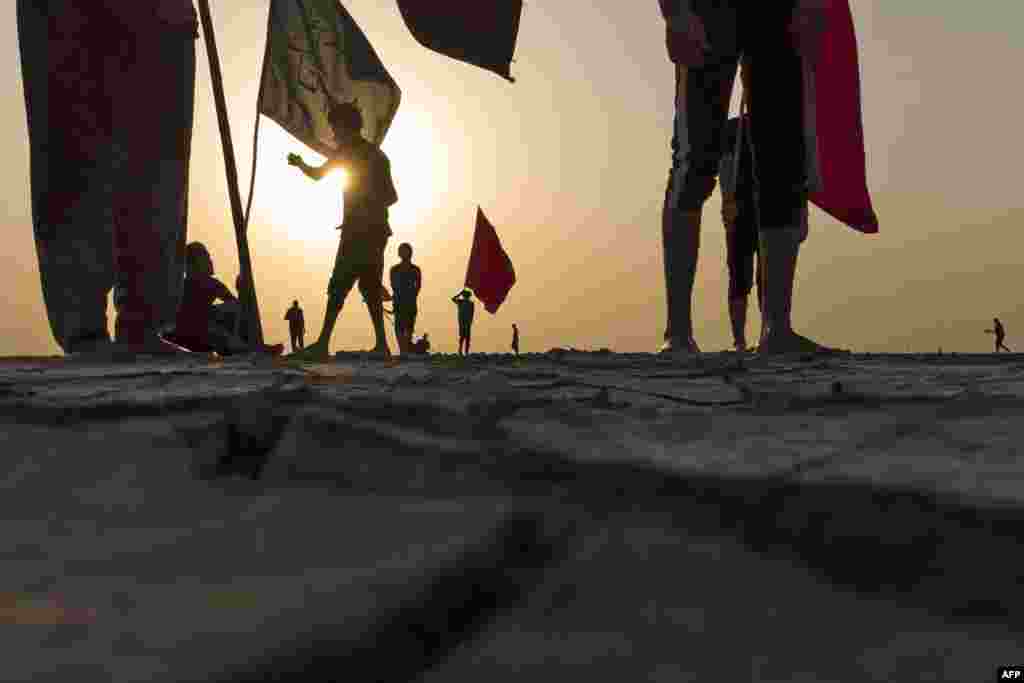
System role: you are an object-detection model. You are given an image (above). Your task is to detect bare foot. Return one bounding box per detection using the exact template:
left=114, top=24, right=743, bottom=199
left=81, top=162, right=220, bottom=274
left=366, top=345, right=392, bottom=360
left=284, top=341, right=330, bottom=363
left=758, top=330, right=848, bottom=355
left=659, top=337, right=701, bottom=355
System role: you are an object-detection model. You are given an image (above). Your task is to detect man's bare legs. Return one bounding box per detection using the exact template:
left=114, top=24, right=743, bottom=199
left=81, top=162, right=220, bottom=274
left=757, top=226, right=840, bottom=353
left=661, top=207, right=702, bottom=354
left=728, top=297, right=749, bottom=351
left=363, top=285, right=392, bottom=357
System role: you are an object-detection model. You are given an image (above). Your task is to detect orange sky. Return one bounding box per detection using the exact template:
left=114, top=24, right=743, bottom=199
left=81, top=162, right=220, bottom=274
left=2, top=2, right=1023, bottom=355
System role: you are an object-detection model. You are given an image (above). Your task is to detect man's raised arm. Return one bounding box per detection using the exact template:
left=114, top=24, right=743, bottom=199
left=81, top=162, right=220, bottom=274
left=287, top=154, right=332, bottom=181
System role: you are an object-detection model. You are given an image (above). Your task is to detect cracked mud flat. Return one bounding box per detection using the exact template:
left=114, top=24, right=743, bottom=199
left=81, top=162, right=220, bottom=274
left=1, top=351, right=1023, bottom=681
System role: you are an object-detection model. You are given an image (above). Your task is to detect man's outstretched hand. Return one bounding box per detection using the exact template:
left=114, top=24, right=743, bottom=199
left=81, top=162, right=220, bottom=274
left=665, top=10, right=711, bottom=67
left=287, top=153, right=302, bottom=167
left=790, top=0, right=830, bottom=68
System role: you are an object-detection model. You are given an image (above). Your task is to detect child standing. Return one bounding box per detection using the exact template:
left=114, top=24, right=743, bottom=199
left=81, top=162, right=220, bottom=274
left=389, top=243, right=422, bottom=354
left=452, top=290, right=475, bottom=356
left=285, top=102, right=398, bottom=361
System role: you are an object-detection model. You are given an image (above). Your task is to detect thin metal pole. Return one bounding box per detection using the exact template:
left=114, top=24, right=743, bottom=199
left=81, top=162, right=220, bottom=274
left=197, top=0, right=264, bottom=345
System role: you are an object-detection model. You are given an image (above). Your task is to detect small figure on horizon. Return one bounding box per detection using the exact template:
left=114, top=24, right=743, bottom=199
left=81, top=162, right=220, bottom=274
left=168, top=242, right=283, bottom=356
left=390, top=242, right=422, bottom=354
left=284, top=101, right=398, bottom=361
left=985, top=318, right=1012, bottom=352
left=452, top=290, right=475, bottom=356
left=411, top=333, right=431, bottom=355
left=284, top=300, right=305, bottom=352
left=511, top=323, right=520, bottom=355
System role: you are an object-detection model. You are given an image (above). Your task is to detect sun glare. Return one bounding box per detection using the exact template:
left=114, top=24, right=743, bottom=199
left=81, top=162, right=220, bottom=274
left=256, top=109, right=445, bottom=247
left=328, top=166, right=349, bottom=190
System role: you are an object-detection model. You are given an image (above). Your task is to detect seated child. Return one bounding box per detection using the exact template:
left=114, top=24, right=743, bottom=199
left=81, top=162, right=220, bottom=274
left=169, top=242, right=283, bottom=356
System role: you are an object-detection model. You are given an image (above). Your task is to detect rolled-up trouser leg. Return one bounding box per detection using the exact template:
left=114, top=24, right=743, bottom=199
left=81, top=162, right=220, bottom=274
left=18, top=0, right=117, bottom=352
left=744, top=2, right=808, bottom=233
left=111, top=32, right=196, bottom=341
left=663, top=57, right=737, bottom=342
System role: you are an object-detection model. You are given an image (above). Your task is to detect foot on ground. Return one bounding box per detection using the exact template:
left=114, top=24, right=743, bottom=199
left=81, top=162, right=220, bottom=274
left=365, top=345, right=392, bottom=360
left=659, top=337, right=701, bottom=356
left=284, top=341, right=330, bottom=363
left=758, top=330, right=849, bottom=355
left=73, top=334, right=194, bottom=360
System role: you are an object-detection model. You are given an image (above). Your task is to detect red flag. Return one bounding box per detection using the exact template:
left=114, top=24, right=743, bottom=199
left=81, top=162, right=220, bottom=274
left=395, top=1, right=523, bottom=82
left=805, top=0, right=879, bottom=233
left=465, top=208, right=516, bottom=314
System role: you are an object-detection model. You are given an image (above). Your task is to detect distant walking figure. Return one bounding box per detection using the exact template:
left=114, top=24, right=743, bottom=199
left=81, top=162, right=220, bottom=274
left=511, top=323, right=520, bottom=355
left=285, top=301, right=305, bottom=352
left=985, top=318, right=1012, bottom=352
left=17, top=0, right=199, bottom=355
left=452, top=290, right=475, bottom=355
left=284, top=101, right=398, bottom=361
left=390, top=243, right=422, bottom=354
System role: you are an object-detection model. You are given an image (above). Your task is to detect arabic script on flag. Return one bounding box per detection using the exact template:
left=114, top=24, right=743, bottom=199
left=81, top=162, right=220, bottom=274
left=259, top=0, right=401, bottom=152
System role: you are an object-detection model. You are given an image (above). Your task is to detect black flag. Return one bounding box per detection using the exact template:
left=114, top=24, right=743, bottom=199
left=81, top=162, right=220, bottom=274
left=395, top=1, right=523, bottom=82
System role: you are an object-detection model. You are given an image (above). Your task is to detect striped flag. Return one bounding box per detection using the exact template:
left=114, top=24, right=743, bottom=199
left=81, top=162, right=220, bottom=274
left=259, top=0, right=401, bottom=151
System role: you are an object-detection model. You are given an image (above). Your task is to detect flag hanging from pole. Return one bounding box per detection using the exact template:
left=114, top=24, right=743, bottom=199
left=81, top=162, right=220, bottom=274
left=465, top=208, right=516, bottom=314
left=259, top=0, right=401, bottom=151
left=804, top=0, right=878, bottom=233
left=395, top=1, right=524, bottom=82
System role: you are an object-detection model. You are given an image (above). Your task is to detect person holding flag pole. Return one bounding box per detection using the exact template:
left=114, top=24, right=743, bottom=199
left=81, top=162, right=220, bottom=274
left=659, top=0, right=877, bottom=355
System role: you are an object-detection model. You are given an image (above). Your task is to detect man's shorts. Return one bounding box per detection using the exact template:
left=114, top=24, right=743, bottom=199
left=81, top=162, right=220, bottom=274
left=328, top=224, right=390, bottom=301
left=394, top=305, right=417, bottom=336
left=666, top=0, right=807, bottom=230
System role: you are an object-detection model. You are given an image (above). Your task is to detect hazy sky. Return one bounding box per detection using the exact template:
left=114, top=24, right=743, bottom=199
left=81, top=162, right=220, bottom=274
left=3, top=2, right=1023, bottom=355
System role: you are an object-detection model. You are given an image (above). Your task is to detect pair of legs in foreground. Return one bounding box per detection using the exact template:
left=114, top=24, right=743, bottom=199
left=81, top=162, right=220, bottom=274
left=662, top=1, right=835, bottom=354
left=18, top=0, right=197, bottom=355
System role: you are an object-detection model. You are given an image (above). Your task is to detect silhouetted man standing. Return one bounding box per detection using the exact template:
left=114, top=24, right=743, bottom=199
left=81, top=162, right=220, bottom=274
left=658, top=0, right=839, bottom=355
left=511, top=323, right=520, bottom=355
left=986, top=318, right=1011, bottom=353
left=285, top=300, right=305, bottom=352
left=452, top=290, right=475, bottom=356
left=390, top=242, right=421, bottom=354
left=17, top=0, right=199, bottom=355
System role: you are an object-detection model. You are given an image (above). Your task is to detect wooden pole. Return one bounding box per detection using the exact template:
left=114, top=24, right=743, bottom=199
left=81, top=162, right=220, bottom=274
left=196, top=0, right=264, bottom=345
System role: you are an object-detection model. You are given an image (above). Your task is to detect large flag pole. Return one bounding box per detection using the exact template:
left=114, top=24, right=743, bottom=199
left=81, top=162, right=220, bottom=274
left=196, top=0, right=265, bottom=345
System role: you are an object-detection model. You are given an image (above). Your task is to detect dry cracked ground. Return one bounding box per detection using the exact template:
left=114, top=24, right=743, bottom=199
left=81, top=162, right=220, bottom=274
left=1, top=350, right=1023, bottom=681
